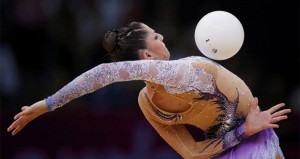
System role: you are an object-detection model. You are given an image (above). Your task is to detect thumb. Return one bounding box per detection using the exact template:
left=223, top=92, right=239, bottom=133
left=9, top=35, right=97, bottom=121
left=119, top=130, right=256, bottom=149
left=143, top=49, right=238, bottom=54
left=21, top=106, right=29, bottom=111
left=251, top=97, right=258, bottom=110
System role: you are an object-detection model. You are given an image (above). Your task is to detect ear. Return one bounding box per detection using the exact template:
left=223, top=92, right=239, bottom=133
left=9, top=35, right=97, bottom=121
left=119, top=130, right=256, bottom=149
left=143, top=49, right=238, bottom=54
left=139, top=49, right=153, bottom=60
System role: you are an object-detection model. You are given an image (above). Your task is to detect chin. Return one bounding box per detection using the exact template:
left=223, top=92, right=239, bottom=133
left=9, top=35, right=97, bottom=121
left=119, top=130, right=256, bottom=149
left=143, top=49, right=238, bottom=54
left=164, top=50, right=170, bottom=60
left=166, top=53, right=171, bottom=60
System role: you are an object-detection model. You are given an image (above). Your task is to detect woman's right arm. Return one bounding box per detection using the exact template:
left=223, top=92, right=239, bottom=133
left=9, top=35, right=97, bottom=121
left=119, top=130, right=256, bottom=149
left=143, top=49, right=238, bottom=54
left=8, top=60, right=189, bottom=135
left=46, top=60, right=189, bottom=111
left=7, top=100, right=48, bottom=135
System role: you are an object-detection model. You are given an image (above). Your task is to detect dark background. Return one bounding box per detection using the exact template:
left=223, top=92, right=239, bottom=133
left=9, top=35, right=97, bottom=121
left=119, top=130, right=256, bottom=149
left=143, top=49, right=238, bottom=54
left=1, top=0, right=299, bottom=159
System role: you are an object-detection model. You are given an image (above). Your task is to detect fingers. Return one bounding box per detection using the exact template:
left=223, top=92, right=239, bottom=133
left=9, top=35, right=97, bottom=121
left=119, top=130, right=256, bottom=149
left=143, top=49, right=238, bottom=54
left=14, top=106, right=31, bottom=120
left=11, top=126, right=20, bottom=136
left=271, top=109, right=292, bottom=118
left=268, top=103, right=286, bottom=114
left=270, top=115, right=288, bottom=123
left=269, top=124, right=279, bottom=129
left=7, top=116, right=23, bottom=132
left=14, top=112, right=24, bottom=120
left=8, top=109, right=29, bottom=133
left=14, top=111, right=28, bottom=120
left=7, top=105, right=39, bottom=136
left=12, top=125, right=25, bottom=136
left=7, top=123, right=16, bottom=134
left=7, top=116, right=29, bottom=135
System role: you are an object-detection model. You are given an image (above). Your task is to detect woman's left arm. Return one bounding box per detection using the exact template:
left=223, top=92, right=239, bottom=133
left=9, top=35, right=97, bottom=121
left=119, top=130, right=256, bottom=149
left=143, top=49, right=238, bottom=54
left=208, top=60, right=292, bottom=136
left=245, top=97, right=291, bottom=136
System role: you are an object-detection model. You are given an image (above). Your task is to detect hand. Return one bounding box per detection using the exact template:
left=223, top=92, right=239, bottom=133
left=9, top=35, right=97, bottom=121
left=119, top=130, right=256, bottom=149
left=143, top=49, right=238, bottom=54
left=245, top=97, right=291, bottom=136
left=7, top=100, right=48, bottom=136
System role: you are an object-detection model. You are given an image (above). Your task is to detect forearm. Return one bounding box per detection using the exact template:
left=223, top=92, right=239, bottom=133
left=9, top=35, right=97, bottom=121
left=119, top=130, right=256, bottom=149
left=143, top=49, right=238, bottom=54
left=45, top=77, right=95, bottom=111
left=147, top=119, right=204, bottom=158
left=149, top=120, right=249, bottom=159
left=222, top=123, right=249, bottom=149
left=45, top=64, right=108, bottom=111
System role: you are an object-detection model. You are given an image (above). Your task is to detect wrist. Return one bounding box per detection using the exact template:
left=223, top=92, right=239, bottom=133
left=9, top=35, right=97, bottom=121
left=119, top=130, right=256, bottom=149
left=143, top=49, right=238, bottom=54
left=32, top=100, right=48, bottom=114
left=238, top=123, right=250, bottom=139
left=244, top=122, right=252, bottom=137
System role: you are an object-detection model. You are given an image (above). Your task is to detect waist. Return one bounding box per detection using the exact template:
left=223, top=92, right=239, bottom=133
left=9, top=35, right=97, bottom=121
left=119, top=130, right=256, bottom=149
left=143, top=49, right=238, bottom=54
left=214, top=128, right=284, bottom=159
left=138, top=87, right=183, bottom=125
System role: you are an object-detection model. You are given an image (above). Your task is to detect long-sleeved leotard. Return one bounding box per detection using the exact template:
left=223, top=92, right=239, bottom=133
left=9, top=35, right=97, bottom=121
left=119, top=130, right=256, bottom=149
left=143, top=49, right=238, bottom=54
left=46, top=56, right=214, bottom=111
left=45, top=56, right=284, bottom=159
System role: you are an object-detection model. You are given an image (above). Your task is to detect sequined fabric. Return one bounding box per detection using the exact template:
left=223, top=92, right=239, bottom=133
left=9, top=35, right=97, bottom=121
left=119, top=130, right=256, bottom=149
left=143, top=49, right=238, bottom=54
left=45, top=56, right=285, bottom=159
left=214, top=129, right=285, bottom=159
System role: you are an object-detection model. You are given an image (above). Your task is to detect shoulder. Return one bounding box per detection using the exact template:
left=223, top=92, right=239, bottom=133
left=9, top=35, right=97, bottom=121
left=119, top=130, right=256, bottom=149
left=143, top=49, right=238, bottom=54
left=178, top=56, right=221, bottom=66
left=179, top=56, right=211, bottom=62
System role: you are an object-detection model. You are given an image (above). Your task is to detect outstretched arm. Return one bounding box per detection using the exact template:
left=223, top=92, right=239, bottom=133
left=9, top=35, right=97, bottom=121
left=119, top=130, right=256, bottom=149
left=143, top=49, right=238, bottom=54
left=7, top=60, right=190, bottom=135
left=45, top=60, right=190, bottom=111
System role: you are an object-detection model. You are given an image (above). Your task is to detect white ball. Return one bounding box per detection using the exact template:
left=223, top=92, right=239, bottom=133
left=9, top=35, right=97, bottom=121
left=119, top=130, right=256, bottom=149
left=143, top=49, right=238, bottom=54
left=194, top=11, right=244, bottom=60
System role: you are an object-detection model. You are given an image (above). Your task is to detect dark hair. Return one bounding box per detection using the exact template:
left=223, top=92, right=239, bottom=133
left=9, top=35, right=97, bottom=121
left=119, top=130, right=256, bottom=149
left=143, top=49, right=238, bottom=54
left=102, top=22, right=147, bottom=61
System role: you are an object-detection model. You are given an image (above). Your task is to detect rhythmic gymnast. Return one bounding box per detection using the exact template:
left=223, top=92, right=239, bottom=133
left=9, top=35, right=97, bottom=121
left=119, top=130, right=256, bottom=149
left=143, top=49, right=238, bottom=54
left=8, top=22, right=291, bottom=159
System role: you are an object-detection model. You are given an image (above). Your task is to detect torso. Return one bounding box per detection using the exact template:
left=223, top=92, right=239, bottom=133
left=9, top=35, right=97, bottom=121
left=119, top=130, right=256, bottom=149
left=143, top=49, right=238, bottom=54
left=152, top=90, right=191, bottom=113
left=140, top=58, right=255, bottom=135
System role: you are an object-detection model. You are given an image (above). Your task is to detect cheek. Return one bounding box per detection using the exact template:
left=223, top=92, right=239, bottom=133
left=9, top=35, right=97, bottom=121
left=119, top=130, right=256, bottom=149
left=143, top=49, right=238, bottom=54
left=147, top=40, right=166, bottom=54
left=155, top=42, right=166, bottom=51
left=148, top=42, right=162, bottom=51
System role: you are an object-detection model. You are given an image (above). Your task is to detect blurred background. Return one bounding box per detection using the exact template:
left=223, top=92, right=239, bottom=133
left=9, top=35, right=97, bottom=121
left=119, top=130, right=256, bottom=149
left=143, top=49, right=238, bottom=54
left=1, top=0, right=299, bottom=159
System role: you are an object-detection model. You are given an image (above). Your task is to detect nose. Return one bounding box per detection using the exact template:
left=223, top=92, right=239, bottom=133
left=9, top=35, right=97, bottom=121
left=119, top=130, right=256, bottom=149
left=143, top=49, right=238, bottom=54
left=158, top=33, right=164, bottom=41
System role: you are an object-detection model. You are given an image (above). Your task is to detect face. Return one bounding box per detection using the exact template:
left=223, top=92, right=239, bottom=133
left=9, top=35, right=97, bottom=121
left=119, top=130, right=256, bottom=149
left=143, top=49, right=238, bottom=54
left=141, top=24, right=170, bottom=60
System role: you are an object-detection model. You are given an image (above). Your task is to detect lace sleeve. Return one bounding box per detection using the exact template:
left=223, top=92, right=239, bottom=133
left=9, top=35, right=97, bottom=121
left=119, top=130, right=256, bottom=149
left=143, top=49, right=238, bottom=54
left=45, top=60, right=191, bottom=111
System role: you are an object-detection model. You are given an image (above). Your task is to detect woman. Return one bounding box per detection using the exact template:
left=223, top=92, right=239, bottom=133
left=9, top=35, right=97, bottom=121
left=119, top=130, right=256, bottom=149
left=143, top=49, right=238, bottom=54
left=7, top=22, right=291, bottom=159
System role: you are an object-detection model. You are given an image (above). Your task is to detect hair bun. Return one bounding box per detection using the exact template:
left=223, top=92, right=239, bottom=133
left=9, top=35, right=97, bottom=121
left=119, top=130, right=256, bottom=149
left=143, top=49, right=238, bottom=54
left=102, top=31, right=117, bottom=53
